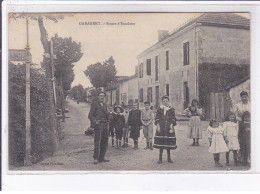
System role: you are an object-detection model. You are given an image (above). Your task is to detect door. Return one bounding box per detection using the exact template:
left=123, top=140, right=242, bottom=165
left=210, top=92, right=225, bottom=121
left=155, top=86, right=160, bottom=109
left=183, top=82, right=190, bottom=109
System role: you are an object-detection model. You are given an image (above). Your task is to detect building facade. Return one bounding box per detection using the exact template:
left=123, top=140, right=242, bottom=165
left=137, top=13, right=250, bottom=119
left=105, top=75, right=139, bottom=107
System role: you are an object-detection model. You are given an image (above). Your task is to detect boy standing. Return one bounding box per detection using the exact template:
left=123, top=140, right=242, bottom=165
left=128, top=103, right=142, bottom=150
left=141, top=101, right=154, bottom=150
left=108, top=106, right=115, bottom=147
left=122, top=106, right=130, bottom=147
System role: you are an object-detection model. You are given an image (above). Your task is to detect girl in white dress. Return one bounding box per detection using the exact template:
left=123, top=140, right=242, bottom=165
left=207, top=120, right=229, bottom=167
left=223, top=112, right=240, bottom=166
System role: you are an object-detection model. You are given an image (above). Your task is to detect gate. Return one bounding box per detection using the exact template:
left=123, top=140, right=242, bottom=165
left=210, top=92, right=226, bottom=121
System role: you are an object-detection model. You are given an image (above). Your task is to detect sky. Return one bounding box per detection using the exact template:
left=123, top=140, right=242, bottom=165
left=8, top=12, right=250, bottom=88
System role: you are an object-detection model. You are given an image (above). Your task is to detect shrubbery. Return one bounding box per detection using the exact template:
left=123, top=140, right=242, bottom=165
left=9, top=63, right=60, bottom=166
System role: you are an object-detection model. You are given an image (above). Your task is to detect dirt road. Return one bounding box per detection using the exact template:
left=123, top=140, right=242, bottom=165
left=13, top=99, right=249, bottom=172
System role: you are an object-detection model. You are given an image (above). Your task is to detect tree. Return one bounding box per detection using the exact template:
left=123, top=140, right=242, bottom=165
left=9, top=13, right=72, bottom=154
left=52, top=34, right=83, bottom=90
left=70, top=84, right=85, bottom=102
left=84, top=56, right=117, bottom=88
left=51, top=34, right=83, bottom=121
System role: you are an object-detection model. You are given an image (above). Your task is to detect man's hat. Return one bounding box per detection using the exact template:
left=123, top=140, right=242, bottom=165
left=114, top=105, right=124, bottom=113
left=97, top=91, right=106, bottom=96
left=144, top=101, right=150, bottom=105
left=161, top=95, right=169, bottom=101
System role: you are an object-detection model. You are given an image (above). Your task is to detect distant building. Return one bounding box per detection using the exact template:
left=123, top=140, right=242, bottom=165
left=105, top=74, right=139, bottom=108
left=9, top=49, right=32, bottom=64
left=105, top=76, right=128, bottom=106
left=137, top=13, right=250, bottom=119
left=85, top=87, right=96, bottom=103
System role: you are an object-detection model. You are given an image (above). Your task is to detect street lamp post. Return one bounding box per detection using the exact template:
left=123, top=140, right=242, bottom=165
left=110, top=81, right=113, bottom=106
left=24, top=17, right=32, bottom=166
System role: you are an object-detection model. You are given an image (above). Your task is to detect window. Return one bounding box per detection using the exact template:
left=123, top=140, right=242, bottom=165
left=166, top=51, right=169, bottom=70
left=155, top=56, right=159, bottom=81
left=139, top=88, right=144, bottom=103
left=121, top=93, right=127, bottom=104
left=183, top=42, right=189, bottom=66
left=166, top=84, right=170, bottom=97
left=146, top=59, right=151, bottom=75
left=139, top=63, right=143, bottom=78
left=147, top=87, right=153, bottom=103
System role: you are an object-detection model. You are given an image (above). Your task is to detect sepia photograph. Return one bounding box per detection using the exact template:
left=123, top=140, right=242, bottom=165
left=7, top=12, right=251, bottom=172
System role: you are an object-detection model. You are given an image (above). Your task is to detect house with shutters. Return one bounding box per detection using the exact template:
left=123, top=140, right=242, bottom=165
left=137, top=13, right=250, bottom=120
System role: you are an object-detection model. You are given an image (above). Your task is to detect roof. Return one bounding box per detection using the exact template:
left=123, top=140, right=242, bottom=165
left=138, top=13, right=250, bottom=58
left=197, top=13, right=249, bottom=29
left=116, top=76, right=129, bottom=81
left=117, top=74, right=138, bottom=83
left=225, top=76, right=250, bottom=90
left=9, top=49, right=32, bottom=62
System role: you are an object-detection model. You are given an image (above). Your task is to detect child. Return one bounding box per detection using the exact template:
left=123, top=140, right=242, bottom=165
left=128, top=103, right=142, bottom=150
left=108, top=106, right=115, bottom=147
left=122, top=106, right=130, bottom=147
left=141, top=101, right=154, bottom=150
left=154, top=95, right=177, bottom=164
left=113, top=106, right=125, bottom=149
left=207, top=120, right=229, bottom=167
left=223, top=112, right=240, bottom=166
left=187, top=99, right=203, bottom=146
left=239, top=111, right=251, bottom=166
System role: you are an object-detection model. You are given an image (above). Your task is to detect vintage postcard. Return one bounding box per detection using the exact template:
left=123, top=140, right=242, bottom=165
left=6, top=11, right=251, bottom=172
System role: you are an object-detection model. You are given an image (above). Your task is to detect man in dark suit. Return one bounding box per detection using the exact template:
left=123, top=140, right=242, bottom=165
left=88, top=91, right=110, bottom=164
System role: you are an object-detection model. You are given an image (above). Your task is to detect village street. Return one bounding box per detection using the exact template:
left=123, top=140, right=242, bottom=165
left=13, top=99, right=249, bottom=172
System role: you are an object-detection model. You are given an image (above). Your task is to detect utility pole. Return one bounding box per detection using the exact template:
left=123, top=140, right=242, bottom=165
left=50, top=40, right=57, bottom=106
left=24, top=17, right=32, bottom=166
left=110, top=81, right=113, bottom=106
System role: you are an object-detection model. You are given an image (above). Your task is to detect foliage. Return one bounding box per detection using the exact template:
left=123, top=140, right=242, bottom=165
left=198, top=63, right=250, bottom=118
left=9, top=63, right=60, bottom=166
left=199, top=63, right=250, bottom=93
left=84, top=56, right=117, bottom=88
left=70, top=84, right=86, bottom=102
left=51, top=34, right=83, bottom=91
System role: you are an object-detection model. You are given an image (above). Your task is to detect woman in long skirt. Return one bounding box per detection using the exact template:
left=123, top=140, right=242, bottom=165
left=187, top=99, right=203, bottom=146
left=154, top=95, right=177, bottom=164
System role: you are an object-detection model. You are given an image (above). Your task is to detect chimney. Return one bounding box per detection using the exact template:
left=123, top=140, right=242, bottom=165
left=158, top=30, right=169, bottom=42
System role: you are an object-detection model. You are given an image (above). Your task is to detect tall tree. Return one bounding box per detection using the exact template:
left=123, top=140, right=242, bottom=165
left=84, top=56, right=117, bottom=88
left=51, top=34, right=83, bottom=121
left=10, top=13, right=72, bottom=154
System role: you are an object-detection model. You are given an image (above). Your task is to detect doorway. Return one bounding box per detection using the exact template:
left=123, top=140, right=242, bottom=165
left=183, top=82, right=190, bottom=109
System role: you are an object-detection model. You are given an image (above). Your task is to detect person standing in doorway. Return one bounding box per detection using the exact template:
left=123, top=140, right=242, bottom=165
left=154, top=95, right=177, bottom=164
left=141, top=101, right=154, bottom=150
left=128, top=103, right=142, bottom=150
left=88, top=91, right=110, bottom=165
left=187, top=99, right=203, bottom=146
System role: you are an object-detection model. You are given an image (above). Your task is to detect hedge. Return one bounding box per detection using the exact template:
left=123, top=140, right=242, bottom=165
left=9, top=63, right=61, bottom=166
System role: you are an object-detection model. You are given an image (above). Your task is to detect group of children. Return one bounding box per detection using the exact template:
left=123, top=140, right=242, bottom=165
left=107, top=101, right=154, bottom=150
left=207, top=111, right=251, bottom=167
left=106, top=94, right=250, bottom=168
